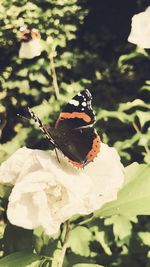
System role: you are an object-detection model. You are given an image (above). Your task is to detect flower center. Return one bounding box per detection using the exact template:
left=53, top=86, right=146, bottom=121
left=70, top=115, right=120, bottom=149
left=46, top=184, right=68, bottom=214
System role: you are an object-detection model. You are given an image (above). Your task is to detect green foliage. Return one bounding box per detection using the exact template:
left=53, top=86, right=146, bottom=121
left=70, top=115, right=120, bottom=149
left=3, top=223, right=33, bottom=255
left=73, top=264, right=104, bottom=267
left=95, top=163, right=150, bottom=217
left=68, top=226, right=92, bottom=257
left=105, top=215, right=133, bottom=243
left=0, top=184, right=12, bottom=199
left=0, top=252, right=41, bottom=267
left=138, top=232, right=150, bottom=247
left=97, top=98, right=150, bottom=163
left=0, top=0, right=87, bottom=162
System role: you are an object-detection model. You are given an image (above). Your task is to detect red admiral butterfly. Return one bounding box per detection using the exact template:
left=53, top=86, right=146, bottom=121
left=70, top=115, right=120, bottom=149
left=29, top=89, right=100, bottom=168
left=18, top=25, right=41, bottom=42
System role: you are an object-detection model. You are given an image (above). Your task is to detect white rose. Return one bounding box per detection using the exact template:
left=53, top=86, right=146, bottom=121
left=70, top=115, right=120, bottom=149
left=19, top=39, right=42, bottom=59
left=128, top=7, right=150, bottom=48
left=0, top=147, right=33, bottom=184
left=0, top=144, right=124, bottom=235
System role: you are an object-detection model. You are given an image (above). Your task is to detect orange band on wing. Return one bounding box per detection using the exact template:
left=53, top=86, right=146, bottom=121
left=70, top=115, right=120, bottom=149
left=57, top=112, right=91, bottom=123
left=69, top=135, right=101, bottom=169
left=69, top=160, right=84, bottom=168
left=87, top=135, right=101, bottom=162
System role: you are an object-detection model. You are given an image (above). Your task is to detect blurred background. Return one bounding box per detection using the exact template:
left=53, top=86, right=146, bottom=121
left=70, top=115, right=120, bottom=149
left=0, top=0, right=150, bottom=266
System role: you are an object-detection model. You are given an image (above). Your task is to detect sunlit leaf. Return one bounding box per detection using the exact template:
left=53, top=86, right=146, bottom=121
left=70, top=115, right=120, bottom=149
left=138, top=232, right=150, bottom=246
left=95, top=163, right=150, bottom=217
left=110, top=215, right=132, bottom=240
left=0, top=252, right=41, bottom=267
left=68, top=226, right=92, bottom=257
left=136, top=111, right=150, bottom=128
left=73, top=264, right=104, bottom=267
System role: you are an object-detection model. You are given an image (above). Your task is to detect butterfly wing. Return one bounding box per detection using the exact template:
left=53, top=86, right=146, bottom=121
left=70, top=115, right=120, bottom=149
left=46, top=126, right=100, bottom=168
left=28, top=89, right=100, bottom=168
left=28, top=107, right=55, bottom=145
left=55, top=89, right=96, bottom=129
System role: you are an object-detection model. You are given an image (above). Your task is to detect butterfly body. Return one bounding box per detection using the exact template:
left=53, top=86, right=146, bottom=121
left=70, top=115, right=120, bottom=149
left=29, top=89, right=100, bottom=168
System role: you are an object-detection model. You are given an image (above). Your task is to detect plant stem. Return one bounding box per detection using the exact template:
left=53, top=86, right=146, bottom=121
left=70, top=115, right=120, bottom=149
left=0, top=112, right=7, bottom=138
left=56, top=220, right=70, bottom=267
left=132, top=122, right=150, bottom=154
left=132, top=121, right=141, bottom=135
left=49, top=54, right=60, bottom=100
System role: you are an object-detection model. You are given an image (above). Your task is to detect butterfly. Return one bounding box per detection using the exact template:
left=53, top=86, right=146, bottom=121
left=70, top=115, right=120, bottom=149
left=28, top=89, right=100, bottom=168
left=18, top=25, right=40, bottom=43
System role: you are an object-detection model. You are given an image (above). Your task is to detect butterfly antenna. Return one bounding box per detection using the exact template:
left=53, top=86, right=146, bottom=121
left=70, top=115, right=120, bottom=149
left=28, top=107, right=61, bottom=164
left=54, top=146, right=61, bottom=164
left=17, top=113, right=30, bottom=121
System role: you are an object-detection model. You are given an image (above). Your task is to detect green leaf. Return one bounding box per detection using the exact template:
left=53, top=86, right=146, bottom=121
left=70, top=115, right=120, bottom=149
left=114, top=133, right=140, bottom=152
left=68, top=226, right=92, bottom=257
left=138, top=232, right=150, bottom=246
left=94, top=231, right=112, bottom=255
left=34, top=227, right=59, bottom=257
left=73, top=264, right=104, bottom=267
left=138, top=132, right=150, bottom=147
left=17, top=68, right=28, bottom=77
left=0, top=184, right=12, bottom=198
left=95, top=163, right=150, bottom=217
left=29, top=73, right=49, bottom=85
left=141, top=80, right=150, bottom=91
left=0, top=252, right=41, bottom=267
left=136, top=111, right=150, bottom=128
left=110, top=215, right=132, bottom=240
left=119, top=99, right=149, bottom=111
left=3, top=223, right=33, bottom=255
left=0, top=128, right=30, bottom=163
left=144, top=153, right=150, bottom=164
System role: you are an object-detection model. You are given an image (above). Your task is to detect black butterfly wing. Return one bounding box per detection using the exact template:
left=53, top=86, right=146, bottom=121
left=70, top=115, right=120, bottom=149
left=28, top=89, right=100, bottom=168
left=47, top=126, right=100, bottom=167
left=55, top=89, right=96, bottom=130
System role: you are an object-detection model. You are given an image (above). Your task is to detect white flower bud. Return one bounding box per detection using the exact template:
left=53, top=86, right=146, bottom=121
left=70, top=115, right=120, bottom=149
left=19, top=39, right=42, bottom=59
left=18, top=26, right=42, bottom=59
left=128, top=7, right=150, bottom=49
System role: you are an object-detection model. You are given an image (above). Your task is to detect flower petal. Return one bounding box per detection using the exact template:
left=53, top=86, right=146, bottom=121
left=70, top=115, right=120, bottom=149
left=0, top=147, right=33, bottom=184
left=4, top=143, right=124, bottom=235
left=19, top=39, right=42, bottom=59
left=128, top=7, right=150, bottom=48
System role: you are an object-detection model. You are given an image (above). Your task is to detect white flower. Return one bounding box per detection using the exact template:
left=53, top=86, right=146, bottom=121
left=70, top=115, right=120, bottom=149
left=19, top=39, right=42, bottom=59
left=0, top=147, right=33, bottom=184
left=0, top=144, right=124, bottom=235
left=128, top=7, right=150, bottom=48
left=18, top=27, right=43, bottom=59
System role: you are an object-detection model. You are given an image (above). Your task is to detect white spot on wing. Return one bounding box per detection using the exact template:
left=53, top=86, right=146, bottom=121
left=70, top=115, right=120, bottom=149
left=85, top=89, right=91, bottom=98
left=69, top=99, right=79, bottom=106
left=82, top=102, right=87, bottom=107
